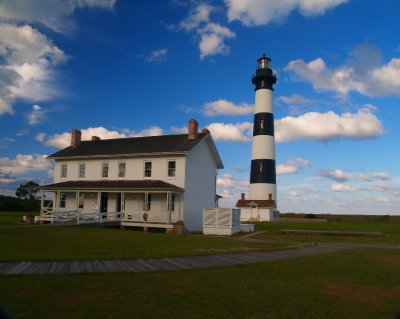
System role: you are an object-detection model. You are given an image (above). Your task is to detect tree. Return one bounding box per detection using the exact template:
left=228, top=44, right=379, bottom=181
left=15, top=181, right=40, bottom=200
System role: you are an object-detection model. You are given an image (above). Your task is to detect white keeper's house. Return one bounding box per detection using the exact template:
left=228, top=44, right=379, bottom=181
left=39, top=119, right=223, bottom=232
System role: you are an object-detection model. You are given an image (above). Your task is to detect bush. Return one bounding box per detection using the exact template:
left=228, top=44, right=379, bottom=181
left=304, top=213, right=317, bottom=219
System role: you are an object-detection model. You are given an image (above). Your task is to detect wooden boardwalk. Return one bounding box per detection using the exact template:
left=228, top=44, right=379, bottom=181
left=0, top=243, right=358, bottom=275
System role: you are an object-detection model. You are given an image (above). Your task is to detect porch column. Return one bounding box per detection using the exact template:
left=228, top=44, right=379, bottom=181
left=76, top=191, right=80, bottom=211
left=40, top=192, right=44, bottom=215
left=144, top=192, right=148, bottom=211
left=97, top=192, right=101, bottom=212
left=166, top=192, right=171, bottom=224
left=56, top=191, right=60, bottom=211
left=121, top=192, right=125, bottom=212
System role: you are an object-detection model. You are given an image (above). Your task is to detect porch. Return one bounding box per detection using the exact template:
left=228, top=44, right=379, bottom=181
left=39, top=180, right=184, bottom=230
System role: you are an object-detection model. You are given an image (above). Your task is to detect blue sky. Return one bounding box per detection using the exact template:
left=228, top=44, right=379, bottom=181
left=0, top=0, right=399, bottom=215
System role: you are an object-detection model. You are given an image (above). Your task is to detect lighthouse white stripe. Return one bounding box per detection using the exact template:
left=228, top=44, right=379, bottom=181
left=255, top=89, right=273, bottom=114
left=249, top=183, right=276, bottom=201
left=251, top=135, right=275, bottom=160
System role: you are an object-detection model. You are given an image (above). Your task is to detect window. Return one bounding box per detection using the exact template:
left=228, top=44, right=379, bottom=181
left=167, top=160, right=176, bottom=177
left=79, top=163, right=85, bottom=178
left=102, top=162, right=109, bottom=178
left=259, top=162, right=263, bottom=173
left=60, top=192, right=66, bottom=208
left=260, top=118, right=265, bottom=130
left=61, top=164, right=67, bottom=178
left=118, top=162, right=126, bottom=178
left=144, top=161, right=152, bottom=177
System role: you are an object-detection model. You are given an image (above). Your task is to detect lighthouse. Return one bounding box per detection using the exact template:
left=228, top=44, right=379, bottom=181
left=250, top=53, right=277, bottom=203
left=236, top=54, right=278, bottom=221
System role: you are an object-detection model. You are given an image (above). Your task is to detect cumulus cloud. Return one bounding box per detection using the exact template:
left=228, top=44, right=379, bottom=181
left=174, top=3, right=235, bottom=59
left=203, top=99, right=254, bottom=116
left=277, top=157, right=310, bottom=175
left=0, top=23, right=67, bottom=116
left=225, top=0, right=348, bottom=26
left=330, top=183, right=360, bottom=192
left=286, top=46, right=400, bottom=97
left=0, top=154, right=51, bottom=175
left=321, top=169, right=350, bottom=182
left=38, top=126, right=164, bottom=149
left=198, top=23, right=235, bottom=59
left=217, top=173, right=250, bottom=207
left=359, top=172, right=390, bottom=181
left=275, top=107, right=383, bottom=142
left=206, top=122, right=252, bottom=142
left=0, top=0, right=116, bottom=33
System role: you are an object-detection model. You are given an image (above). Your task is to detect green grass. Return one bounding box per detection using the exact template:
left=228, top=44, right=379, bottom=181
left=0, top=211, right=399, bottom=261
left=1, top=211, right=400, bottom=318
left=1, top=247, right=400, bottom=318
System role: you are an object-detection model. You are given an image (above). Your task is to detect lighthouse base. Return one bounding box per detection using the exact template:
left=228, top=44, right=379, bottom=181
left=239, top=207, right=275, bottom=222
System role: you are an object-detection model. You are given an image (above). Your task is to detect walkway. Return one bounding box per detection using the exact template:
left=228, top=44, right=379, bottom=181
left=0, top=243, right=362, bottom=275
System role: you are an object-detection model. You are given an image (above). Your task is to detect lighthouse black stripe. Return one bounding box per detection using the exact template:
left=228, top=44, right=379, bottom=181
left=253, top=113, right=274, bottom=136
left=250, top=159, right=276, bottom=184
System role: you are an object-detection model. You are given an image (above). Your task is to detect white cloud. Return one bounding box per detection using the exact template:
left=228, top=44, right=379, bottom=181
left=27, top=104, right=46, bottom=125
left=0, top=23, right=67, bottom=116
left=277, top=157, right=310, bottom=175
left=198, top=23, right=236, bottom=59
left=206, top=122, right=252, bottom=142
left=359, top=172, right=390, bottom=181
left=203, top=99, right=254, bottom=116
left=286, top=50, right=400, bottom=97
left=144, top=48, right=169, bottom=63
left=225, top=0, right=348, bottom=26
left=0, top=0, right=116, bottom=33
left=0, top=154, right=51, bottom=175
left=174, top=3, right=235, bottom=59
left=275, top=107, right=383, bottom=142
left=321, top=169, right=350, bottom=182
left=178, top=3, right=214, bottom=32
left=330, top=183, right=360, bottom=192
left=216, top=173, right=250, bottom=207
left=38, top=126, right=164, bottom=149
left=277, top=94, right=311, bottom=105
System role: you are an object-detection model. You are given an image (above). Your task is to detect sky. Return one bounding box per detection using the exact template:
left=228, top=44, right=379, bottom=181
left=0, top=0, right=399, bottom=215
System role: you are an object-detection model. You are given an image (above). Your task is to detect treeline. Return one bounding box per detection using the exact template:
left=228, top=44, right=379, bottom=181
left=281, top=212, right=400, bottom=223
left=0, top=195, right=40, bottom=212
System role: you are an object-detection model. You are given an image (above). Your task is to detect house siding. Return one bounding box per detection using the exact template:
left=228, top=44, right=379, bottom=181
left=183, top=137, right=218, bottom=231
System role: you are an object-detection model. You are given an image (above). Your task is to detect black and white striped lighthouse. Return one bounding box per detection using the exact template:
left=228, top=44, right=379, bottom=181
left=249, top=54, right=277, bottom=206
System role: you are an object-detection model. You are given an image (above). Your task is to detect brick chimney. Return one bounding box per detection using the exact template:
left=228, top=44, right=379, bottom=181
left=241, top=193, right=245, bottom=200
left=188, top=119, right=198, bottom=140
left=91, top=136, right=100, bottom=141
left=71, top=129, right=81, bottom=147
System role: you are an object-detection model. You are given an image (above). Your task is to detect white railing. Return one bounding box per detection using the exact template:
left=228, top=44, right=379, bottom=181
left=122, top=210, right=171, bottom=224
left=38, top=210, right=121, bottom=224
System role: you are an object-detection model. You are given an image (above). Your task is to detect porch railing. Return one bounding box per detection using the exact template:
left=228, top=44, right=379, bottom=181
left=38, top=210, right=121, bottom=224
left=122, top=210, right=172, bottom=224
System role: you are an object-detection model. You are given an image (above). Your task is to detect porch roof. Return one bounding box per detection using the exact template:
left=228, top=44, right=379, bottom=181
left=41, top=180, right=184, bottom=192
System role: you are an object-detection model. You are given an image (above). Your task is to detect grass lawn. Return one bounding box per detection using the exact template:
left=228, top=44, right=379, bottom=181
left=1, top=211, right=400, bottom=318
left=1, top=247, right=400, bottom=318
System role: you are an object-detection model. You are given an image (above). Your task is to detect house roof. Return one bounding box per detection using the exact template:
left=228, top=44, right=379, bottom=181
left=40, top=180, right=184, bottom=192
left=48, top=133, right=208, bottom=159
left=235, top=199, right=276, bottom=208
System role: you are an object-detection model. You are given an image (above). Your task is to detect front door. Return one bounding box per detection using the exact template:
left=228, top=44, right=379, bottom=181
left=101, top=192, right=108, bottom=212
